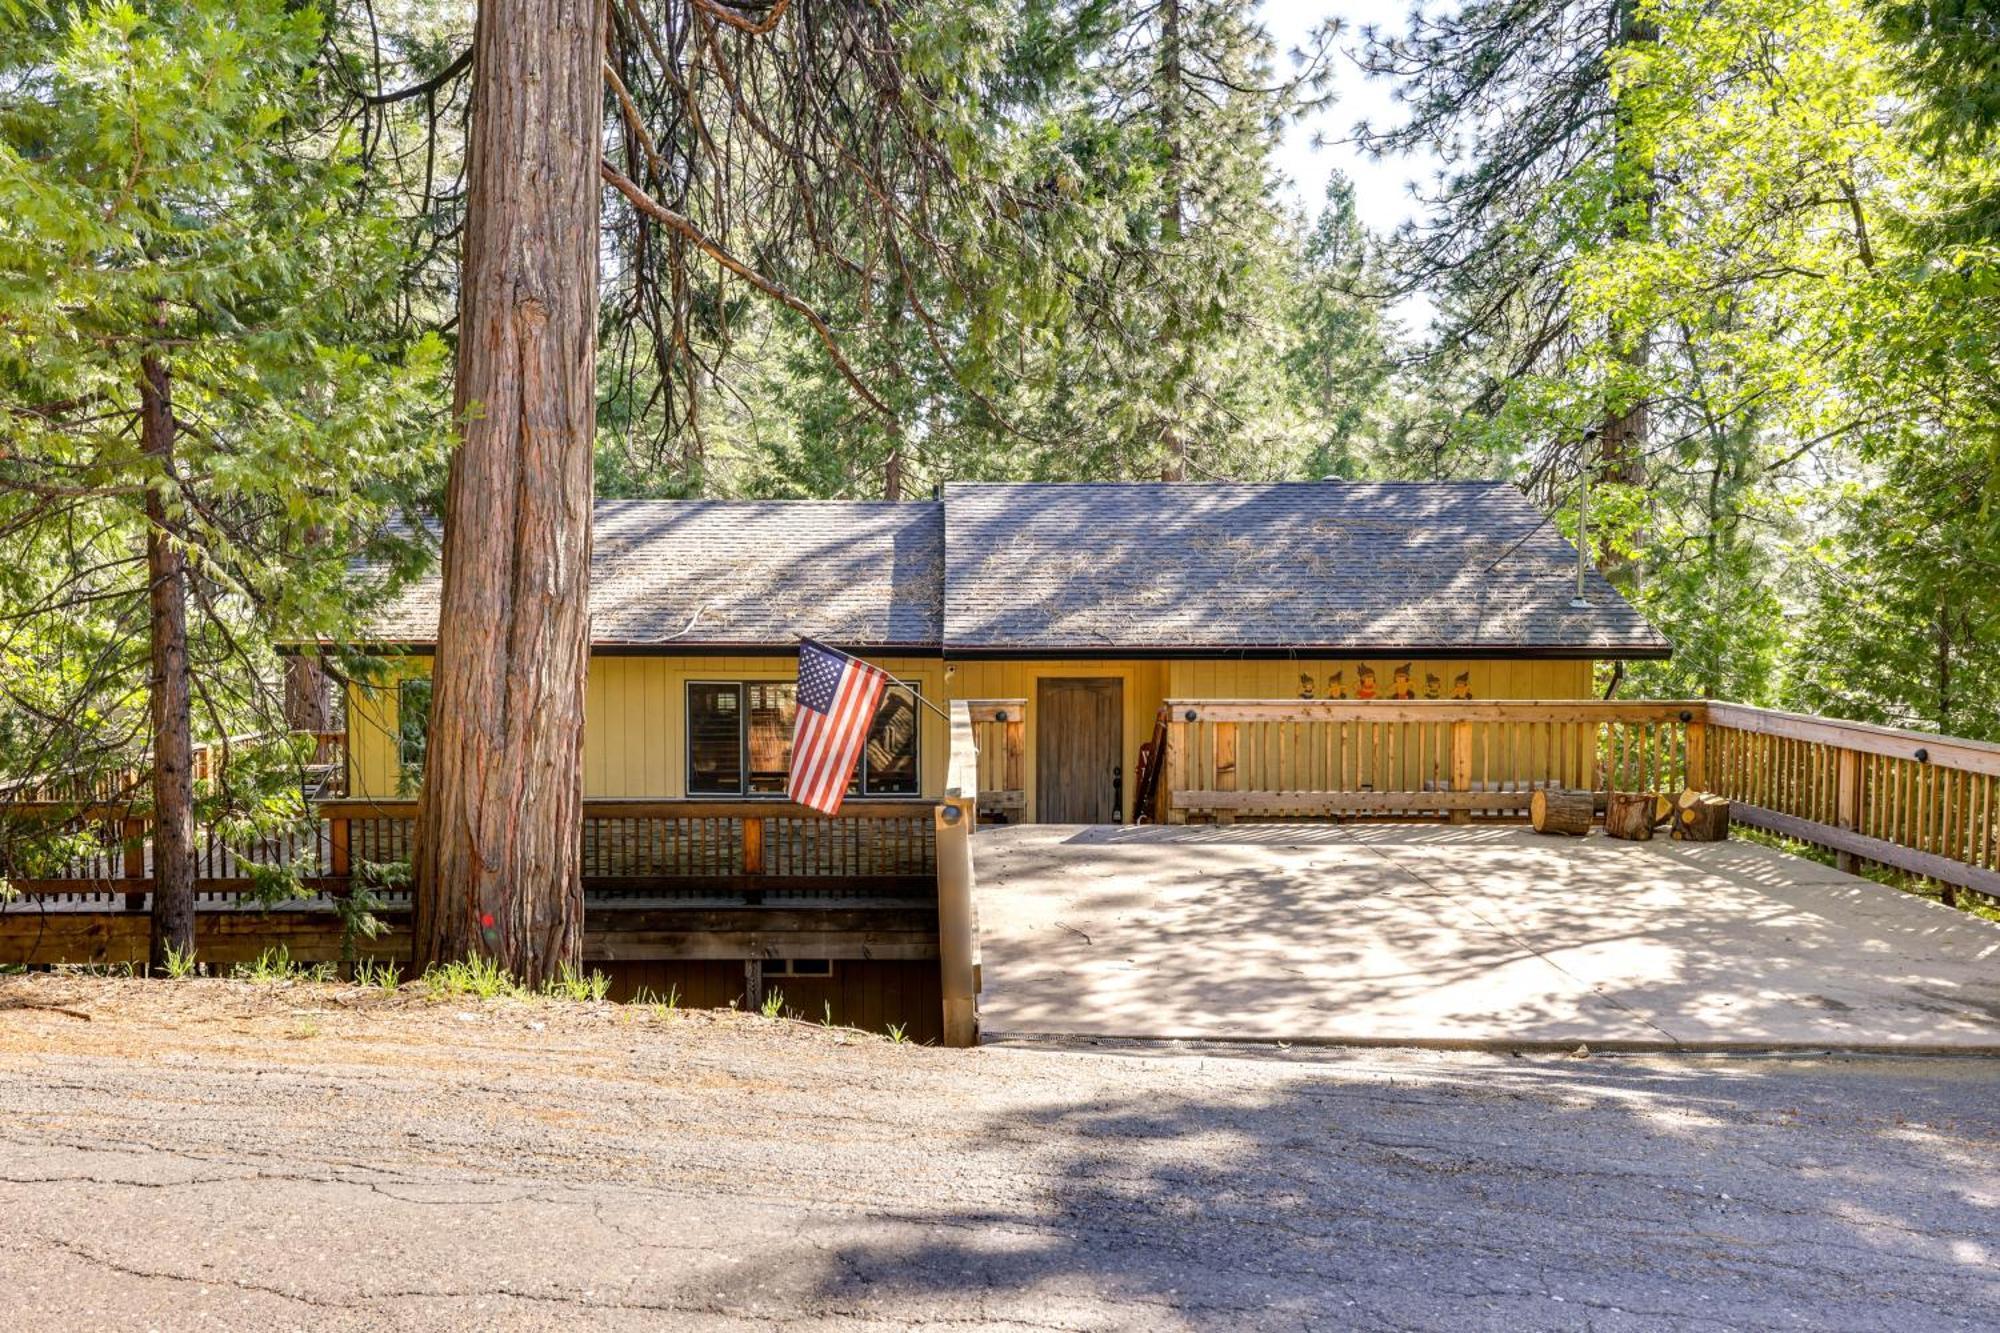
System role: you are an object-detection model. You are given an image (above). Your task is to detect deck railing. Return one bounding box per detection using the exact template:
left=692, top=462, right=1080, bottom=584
left=965, top=698, right=1026, bottom=823
left=1160, top=697, right=1999, bottom=909
left=0, top=729, right=347, bottom=804
left=936, top=700, right=984, bottom=1045
left=0, top=796, right=938, bottom=905
left=1162, top=699, right=1699, bottom=823
left=1704, top=704, right=2000, bottom=907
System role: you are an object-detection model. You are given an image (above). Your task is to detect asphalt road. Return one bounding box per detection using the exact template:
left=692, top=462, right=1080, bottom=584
left=2, top=976, right=1997, bottom=1330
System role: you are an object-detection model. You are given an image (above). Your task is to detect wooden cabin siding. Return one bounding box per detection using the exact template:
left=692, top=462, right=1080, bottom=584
left=348, top=654, right=949, bottom=801
left=946, top=658, right=1168, bottom=823
left=1164, top=658, right=1591, bottom=702
left=349, top=653, right=1593, bottom=811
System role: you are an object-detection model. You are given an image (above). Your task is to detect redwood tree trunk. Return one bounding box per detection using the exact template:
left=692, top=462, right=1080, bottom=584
left=412, top=0, right=603, bottom=986
left=141, top=352, right=196, bottom=971
left=283, top=653, right=333, bottom=733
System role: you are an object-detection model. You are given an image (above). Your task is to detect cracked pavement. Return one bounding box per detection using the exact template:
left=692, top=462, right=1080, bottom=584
left=2, top=974, right=1998, bottom=1330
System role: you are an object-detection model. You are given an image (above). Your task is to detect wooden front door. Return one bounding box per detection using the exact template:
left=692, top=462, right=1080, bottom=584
left=1036, top=678, right=1124, bottom=824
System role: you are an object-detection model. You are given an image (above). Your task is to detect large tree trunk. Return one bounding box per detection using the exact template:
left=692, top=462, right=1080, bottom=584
left=141, top=351, right=195, bottom=971
left=1156, top=0, right=1187, bottom=483
left=283, top=653, right=333, bottom=733
left=1599, top=0, right=1656, bottom=586
left=412, top=0, right=603, bottom=987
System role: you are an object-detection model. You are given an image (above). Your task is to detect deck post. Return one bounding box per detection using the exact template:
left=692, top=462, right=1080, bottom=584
left=121, top=814, right=146, bottom=912
left=1449, top=721, right=1473, bottom=825
left=935, top=796, right=978, bottom=1048
left=1685, top=718, right=1707, bottom=791
left=1835, top=748, right=1860, bottom=873
left=1213, top=722, right=1237, bottom=826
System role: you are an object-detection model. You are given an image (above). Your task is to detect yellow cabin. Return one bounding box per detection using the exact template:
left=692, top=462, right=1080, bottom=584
left=339, top=481, right=1670, bottom=822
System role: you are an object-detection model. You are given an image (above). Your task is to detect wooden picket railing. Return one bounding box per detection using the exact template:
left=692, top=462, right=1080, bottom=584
left=0, top=729, right=347, bottom=803
left=1705, top=703, right=2000, bottom=907
left=1158, top=697, right=2000, bottom=908
left=965, top=698, right=1026, bottom=823
left=0, top=796, right=938, bottom=905
left=1162, top=699, right=1699, bottom=823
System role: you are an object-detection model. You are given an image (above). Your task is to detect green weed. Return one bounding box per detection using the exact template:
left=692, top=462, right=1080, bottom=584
left=161, top=943, right=197, bottom=980
left=232, top=947, right=333, bottom=984
left=421, top=955, right=518, bottom=1000
left=542, top=963, right=611, bottom=1003
left=885, top=1022, right=910, bottom=1045
left=354, top=958, right=402, bottom=992
left=759, top=987, right=787, bottom=1019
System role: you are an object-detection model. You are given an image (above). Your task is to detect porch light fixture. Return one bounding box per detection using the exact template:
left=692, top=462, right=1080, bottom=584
left=1914, top=748, right=1930, bottom=764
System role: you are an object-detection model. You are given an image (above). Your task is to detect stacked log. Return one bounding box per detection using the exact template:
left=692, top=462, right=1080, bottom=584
left=1672, top=791, right=1731, bottom=842
left=1604, top=791, right=1658, bottom=841
left=1530, top=788, right=1594, bottom=836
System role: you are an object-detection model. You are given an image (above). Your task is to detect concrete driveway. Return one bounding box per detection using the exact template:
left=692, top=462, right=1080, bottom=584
left=973, top=824, right=2000, bottom=1050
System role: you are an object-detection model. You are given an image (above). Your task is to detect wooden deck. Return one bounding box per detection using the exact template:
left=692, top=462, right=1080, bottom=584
left=974, top=823, right=2000, bottom=1051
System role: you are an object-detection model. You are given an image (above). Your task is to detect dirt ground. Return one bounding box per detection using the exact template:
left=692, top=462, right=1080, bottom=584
left=3, top=973, right=1998, bottom=1331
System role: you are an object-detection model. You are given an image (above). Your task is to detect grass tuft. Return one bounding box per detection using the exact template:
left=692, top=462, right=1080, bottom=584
left=542, top=963, right=611, bottom=1003
left=233, top=946, right=333, bottom=985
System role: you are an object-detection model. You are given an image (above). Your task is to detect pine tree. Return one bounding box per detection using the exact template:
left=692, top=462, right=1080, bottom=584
left=0, top=0, right=447, bottom=964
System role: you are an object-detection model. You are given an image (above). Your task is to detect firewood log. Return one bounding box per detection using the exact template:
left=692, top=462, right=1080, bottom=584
left=1531, top=788, right=1594, bottom=836
left=1604, top=791, right=1658, bottom=841
left=1672, top=791, right=1731, bottom=842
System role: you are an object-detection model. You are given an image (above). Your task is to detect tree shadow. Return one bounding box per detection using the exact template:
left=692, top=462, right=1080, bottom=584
left=971, top=823, right=2000, bottom=1049
left=776, top=1048, right=2000, bottom=1327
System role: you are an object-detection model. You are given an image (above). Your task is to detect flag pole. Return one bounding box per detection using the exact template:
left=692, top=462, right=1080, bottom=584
left=800, top=638, right=954, bottom=724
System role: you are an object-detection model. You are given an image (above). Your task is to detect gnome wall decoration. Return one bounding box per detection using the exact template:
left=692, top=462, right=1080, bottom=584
left=1389, top=662, right=1416, bottom=700
left=1354, top=663, right=1377, bottom=700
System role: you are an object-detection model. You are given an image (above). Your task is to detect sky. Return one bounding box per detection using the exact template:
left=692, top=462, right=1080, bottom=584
left=1263, top=3, right=1443, bottom=325
left=1263, top=4, right=1439, bottom=234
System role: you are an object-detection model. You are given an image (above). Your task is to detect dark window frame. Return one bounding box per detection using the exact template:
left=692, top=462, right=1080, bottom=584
left=684, top=678, right=921, bottom=799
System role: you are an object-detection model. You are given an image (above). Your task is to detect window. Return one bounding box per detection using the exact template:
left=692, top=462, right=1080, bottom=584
left=687, top=680, right=920, bottom=797
left=396, top=678, right=432, bottom=783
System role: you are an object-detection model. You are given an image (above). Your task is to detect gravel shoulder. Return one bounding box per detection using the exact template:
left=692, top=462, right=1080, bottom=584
left=3, top=974, right=1998, bottom=1331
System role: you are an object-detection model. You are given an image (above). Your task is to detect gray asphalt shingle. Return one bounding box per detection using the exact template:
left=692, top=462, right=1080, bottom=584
left=359, top=499, right=943, bottom=650
left=942, top=481, right=1670, bottom=655
left=354, top=483, right=1669, bottom=657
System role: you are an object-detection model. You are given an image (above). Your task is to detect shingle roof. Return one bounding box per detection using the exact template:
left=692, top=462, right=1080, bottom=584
left=357, top=499, right=944, bottom=650
left=941, top=481, right=1671, bottom=656
left=353, top=483, right=1669, bottom=657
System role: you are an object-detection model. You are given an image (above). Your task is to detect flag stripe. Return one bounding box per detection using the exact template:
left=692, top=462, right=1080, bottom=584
left=788, top=641, right=890, bottom=815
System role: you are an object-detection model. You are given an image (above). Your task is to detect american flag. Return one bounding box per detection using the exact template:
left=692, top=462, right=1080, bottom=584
left=788, top=640, right=889, bottom=815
